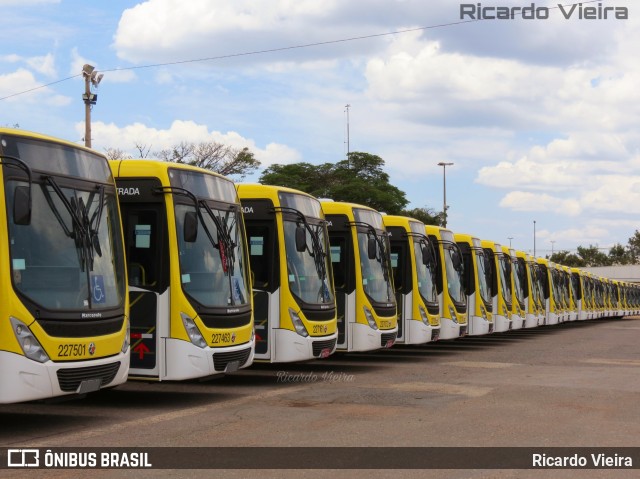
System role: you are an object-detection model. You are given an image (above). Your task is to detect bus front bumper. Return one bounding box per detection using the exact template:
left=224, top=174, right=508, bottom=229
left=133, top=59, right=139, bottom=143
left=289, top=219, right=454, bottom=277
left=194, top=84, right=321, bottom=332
left=272, top=330, right=338, bottom=363
left=165, top=338, right=255, bottom=380
left=0, top=350, right=129, bottom=404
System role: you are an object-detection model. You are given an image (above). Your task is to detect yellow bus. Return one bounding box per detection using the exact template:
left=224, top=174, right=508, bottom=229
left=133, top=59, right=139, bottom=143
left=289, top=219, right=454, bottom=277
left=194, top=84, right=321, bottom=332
left=552, top=263, right=568, bottom=323
left=238, top=184, right=337, bottom=362
left=531, top=257, right=546, bottom=326
left=503, top=246, right=525, bottom=330
left=454, top=233, right=493, bottom=336
left=571, top=267, right=586, bottom=321
left=384, top=215, right=440, bottom=344
left=321, top=201, right=398, bottom=351
left=517, top=251, right=539, bottom=328
left=481, top=240, right=510, bottom=332
left=583, top=271, right=596, bottom=320
left=563, top=265, right=578, bottom=321
left=426, top=226, right=467, bottom=339
left=112, top=160, right=254, bottom=379
left=536, top=258, right=561, bottom=325
left=506, top=247, right=525, bottom=330
left=0, top=129, right=129, bottom=403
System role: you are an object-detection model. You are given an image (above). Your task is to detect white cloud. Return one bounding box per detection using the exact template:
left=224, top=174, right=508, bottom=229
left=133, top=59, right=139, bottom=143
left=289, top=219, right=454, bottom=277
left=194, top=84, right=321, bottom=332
left=80, top=120, right=300, bottom=168
left=26, top=53, right=56, bottom=78
left=1, top=54, right=21, bottom=63
left=499, top=191, right=582, bottom=216
left=113, top=0, right=340, bottom=64
left=0, top=67, right=69, bottom=105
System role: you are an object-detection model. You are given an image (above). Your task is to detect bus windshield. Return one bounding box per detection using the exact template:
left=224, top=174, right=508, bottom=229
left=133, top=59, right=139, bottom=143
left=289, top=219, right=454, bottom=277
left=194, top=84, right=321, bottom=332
left=7, top=179, right=124, bottom=311
left=175, top=201, right=249, bottom=308
left=283, top=218, right=334, bottom=305
left=443, top=244, right=466, bottom=306
left=357, top=230, right=394, bottom=304
left=498, top=254, right=513, bottom=308
left=513, top=259, right=526, bottom=308
left=413, top=237, right=437, bottom=305
left=476, top=249, right=492, bottom=307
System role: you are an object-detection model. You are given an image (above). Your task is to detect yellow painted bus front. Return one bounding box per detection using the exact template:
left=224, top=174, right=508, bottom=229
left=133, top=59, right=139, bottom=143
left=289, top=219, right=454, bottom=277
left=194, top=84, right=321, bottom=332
left=0, top=128, right=129, bottom=403
left=112, top=160, right=254, bottom=379
left=426, top=226, right=467, bottom=339
left=321, top=201, right=398, bottom=351
left=238, top=184, right=337, bottom=362
left=384, top=215, right=440, bottom=344
left=481, top=240, right=510, bottom=332
left=454, top=233, right=493, bottom=336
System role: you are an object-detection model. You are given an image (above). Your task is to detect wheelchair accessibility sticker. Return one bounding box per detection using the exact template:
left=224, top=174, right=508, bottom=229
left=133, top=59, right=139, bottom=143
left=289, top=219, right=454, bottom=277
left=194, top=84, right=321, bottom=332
left=91, top=275, right=106, bottom=304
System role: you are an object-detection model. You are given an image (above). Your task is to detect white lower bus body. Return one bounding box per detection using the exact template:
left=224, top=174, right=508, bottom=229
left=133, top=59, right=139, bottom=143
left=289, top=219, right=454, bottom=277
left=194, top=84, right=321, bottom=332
left=0, top=349, right=129, bottom=404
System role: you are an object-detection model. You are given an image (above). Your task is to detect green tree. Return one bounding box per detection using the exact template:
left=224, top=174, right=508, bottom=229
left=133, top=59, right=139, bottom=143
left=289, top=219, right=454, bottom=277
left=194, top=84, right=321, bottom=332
left=576, top=245, right=611, bottom=267
left=399, top=207, right=444, bottom=226
left=608, top=243, right=632, bottom=265
left=627, top=230, right=640, bottom=264
left=550, top=250, right=585, bottom=267
left=258, top=162, right=332, bottom=196
left=259, top=151, right=409, bottom=214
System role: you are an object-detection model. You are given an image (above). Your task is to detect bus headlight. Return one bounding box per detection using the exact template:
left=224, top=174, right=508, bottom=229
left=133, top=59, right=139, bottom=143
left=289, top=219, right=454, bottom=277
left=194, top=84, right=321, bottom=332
left=289, top=308, right=309, bottom=337
left=480, top=305, right=488, bottom=321
left=10, top=316, right=49, bottom=363
left=180, top=313, right=207, bottom=348
left=363, top=306, right=378, bottom=330
left=448, top=305, right=458, bottom=324
left=502, top=304, right=509, bottom=318
left=121, top=316, right=130, bottom=354
left=419, top=305, right=429, bottom=326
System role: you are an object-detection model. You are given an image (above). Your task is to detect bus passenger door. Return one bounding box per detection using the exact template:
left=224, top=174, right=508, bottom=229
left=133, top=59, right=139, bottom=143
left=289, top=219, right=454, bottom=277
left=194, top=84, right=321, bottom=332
left=245, top=223, right=278, bottom=360
left=119, top=203, right=169, bottom=378
left=328, top=232, right=353, bottom=350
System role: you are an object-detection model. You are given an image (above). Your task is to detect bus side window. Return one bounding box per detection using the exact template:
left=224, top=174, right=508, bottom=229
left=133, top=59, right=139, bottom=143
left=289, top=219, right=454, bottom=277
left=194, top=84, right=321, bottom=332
left=125, top=209, right=160, bottom=289
left=330, top=238, right=346, bottom=290
left=247, top=226, right=270, bottom=289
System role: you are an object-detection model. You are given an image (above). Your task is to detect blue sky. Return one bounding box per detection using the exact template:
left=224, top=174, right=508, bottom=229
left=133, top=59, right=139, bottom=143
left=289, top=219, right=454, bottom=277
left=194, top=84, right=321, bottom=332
left=1, top=0, right=638, bottom=256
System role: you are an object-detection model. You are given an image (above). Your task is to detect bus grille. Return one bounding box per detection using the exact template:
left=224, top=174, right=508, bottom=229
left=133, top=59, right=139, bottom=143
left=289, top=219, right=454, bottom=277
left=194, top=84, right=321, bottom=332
left=56, top=362, right=121, bottom=392
left=380, top=332, right=397, bottom=347
left=312, top=338, right=337, bottom=357
left=213, top=348, right=252, bottom=372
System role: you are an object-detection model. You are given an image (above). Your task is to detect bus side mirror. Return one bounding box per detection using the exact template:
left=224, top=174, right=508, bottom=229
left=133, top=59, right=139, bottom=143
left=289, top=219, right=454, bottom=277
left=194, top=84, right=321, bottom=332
left=452, top=250, right=462, bottom=269
left=421, top=245, right=432, bottom=266
left=183, top=211, right=198, bottom=242
left=295, top=225, right=307, bottom=252
left=368, top=237, right=377, bottom=260
left=13, top=186, right=31, bottom=225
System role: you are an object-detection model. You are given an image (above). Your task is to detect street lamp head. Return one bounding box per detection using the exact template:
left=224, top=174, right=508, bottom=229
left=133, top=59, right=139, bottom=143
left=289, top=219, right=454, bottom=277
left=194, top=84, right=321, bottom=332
left=82, top=64, right=95, bottom=77
left=438, top=162, right=454, bottom=167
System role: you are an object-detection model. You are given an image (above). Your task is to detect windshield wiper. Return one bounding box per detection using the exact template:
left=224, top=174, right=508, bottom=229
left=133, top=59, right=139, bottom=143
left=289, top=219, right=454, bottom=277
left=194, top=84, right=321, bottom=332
left=274, top=207, right=329, bottom=285
left=351, top=221, right=391, bottom=283
left=157, top=186, right=241, bottom=305
left=42, top=176, right=101, bottom=273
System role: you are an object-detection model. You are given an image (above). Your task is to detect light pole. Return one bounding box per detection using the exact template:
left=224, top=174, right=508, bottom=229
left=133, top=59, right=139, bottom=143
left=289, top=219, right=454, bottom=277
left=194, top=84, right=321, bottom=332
left=437, top=162, right=453, bottom=228
left=533, top=220, right=537, bottom=257
left=508, top=237, right=513, bottom=248
left=82, top=64, right=103, bottom=148
left=344, top=104, right=351, bottom=167
left=550, top=240, right=556, bottom=257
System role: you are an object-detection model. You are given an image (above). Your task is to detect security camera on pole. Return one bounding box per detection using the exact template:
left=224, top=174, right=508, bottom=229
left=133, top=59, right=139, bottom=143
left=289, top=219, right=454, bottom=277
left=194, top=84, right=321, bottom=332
left=82, top=64, right=103, bottom=148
